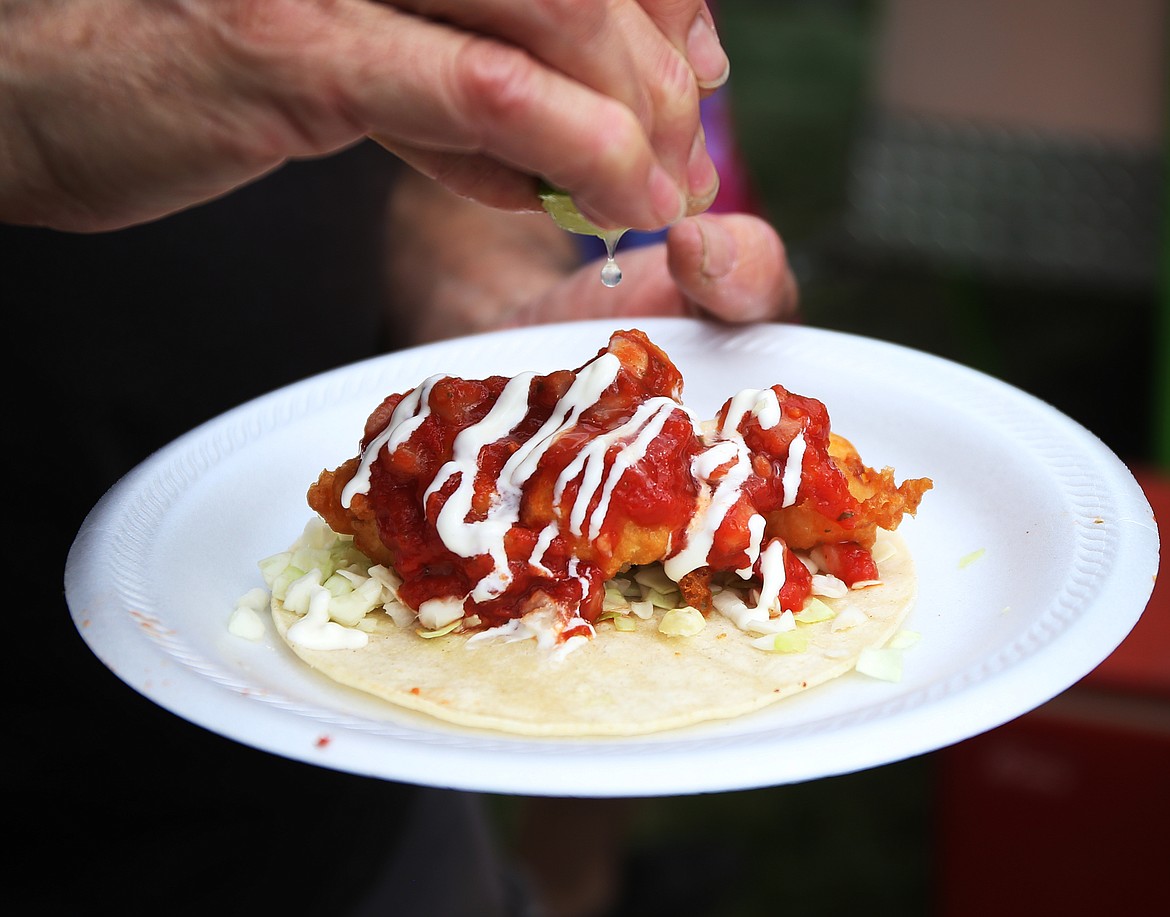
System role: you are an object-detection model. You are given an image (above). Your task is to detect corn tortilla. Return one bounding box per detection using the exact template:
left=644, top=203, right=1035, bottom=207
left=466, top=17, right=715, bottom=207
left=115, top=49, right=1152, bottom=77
left=270, top=530, right=917, bottom=737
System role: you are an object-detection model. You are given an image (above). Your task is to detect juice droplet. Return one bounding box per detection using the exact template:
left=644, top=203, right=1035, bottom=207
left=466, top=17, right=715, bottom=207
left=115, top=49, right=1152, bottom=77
left=599, top=229, right=626, bottom=287
left=600, top=257, right=622, bottom=287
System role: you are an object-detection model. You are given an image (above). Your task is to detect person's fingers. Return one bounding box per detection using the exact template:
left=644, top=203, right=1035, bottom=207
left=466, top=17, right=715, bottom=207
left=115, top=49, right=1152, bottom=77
left=509, top=244, right=691, bottom=328
left=1, top=0, right=706, bottom=232
left=376, top=144, right=545, bottom=213
left=509, top=215, right=796, bottom=329
left=389, top=1, right=650, bottom=121
left=321, top=7, right=684, bottom=229
left=635, top=1, right=730, bottom=91
left=384, top=0, right=713, bottom=213
left=665, top=214, right=800, bottom=322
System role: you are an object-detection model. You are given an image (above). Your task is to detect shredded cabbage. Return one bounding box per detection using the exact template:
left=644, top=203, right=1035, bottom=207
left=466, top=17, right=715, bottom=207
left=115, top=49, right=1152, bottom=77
left=794, top=597, right=836, bottom=624
left=855, top=647, right=903, bottom=681
left=751, top=629, right=811, bottom=653
left=658, top=606, right=706, bottom=637
left=886, top=629, right=921, bottom=650
left=241, top=517, right=906, bottom=668
left=959, top=548, right=986, bottom=569
left=227, top=605, right=266, bottom=641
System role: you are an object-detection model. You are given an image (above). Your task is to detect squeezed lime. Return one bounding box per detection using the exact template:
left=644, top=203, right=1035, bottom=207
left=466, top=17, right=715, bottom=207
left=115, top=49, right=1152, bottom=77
left=538, top=182, right=627, bottom=286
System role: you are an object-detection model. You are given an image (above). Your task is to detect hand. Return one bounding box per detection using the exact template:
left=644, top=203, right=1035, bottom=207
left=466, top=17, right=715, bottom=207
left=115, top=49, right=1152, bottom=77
left=0, top=0, right=725, bottom=232
left=513, top=214, right=800, bottom=329
left=385, top=172, right=797, bottom=343
left=379, top=0, right=728, bottom=225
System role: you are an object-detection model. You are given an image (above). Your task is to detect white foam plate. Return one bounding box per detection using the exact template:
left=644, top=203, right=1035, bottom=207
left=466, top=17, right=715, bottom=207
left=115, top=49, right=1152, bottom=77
left=65, top=318, right=1159, bottom=797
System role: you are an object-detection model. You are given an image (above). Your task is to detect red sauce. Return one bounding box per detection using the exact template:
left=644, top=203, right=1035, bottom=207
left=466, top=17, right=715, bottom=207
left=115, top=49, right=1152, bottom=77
left=362, top=332, right=703, bottom=628
left=314, top=330, right=894, bottom=638
left=813, top=542, right=880, bottom=586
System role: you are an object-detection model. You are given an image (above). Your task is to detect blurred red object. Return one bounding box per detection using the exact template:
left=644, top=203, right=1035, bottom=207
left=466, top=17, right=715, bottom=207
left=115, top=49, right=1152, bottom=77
left=1080, top=468, right=1169, bottom=697
left=935, top=466, right=1167, bottom=917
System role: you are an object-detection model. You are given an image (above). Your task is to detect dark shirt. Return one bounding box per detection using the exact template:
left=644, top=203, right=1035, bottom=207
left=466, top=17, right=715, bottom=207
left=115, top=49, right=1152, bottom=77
left=6, top=142, right=434, bottom=915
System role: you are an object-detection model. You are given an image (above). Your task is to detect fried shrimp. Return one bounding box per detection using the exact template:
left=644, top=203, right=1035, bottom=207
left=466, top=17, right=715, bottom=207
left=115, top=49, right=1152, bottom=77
left=307, top=330, right=931, bottom=638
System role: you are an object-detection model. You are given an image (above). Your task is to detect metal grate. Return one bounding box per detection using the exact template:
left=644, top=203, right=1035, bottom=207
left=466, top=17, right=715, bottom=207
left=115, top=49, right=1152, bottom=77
left=845, top=112, right=1164, bottom=289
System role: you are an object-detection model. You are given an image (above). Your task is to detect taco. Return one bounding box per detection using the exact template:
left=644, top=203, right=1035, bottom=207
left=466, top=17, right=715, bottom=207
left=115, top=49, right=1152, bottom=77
left=262, top=329, right=931, bottom=736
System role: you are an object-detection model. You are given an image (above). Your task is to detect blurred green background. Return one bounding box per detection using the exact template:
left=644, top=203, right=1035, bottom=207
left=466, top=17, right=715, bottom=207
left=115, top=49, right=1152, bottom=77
left=717, top=0, right=1165, bottom=470
left=491, top=3, right=1166, bottom=915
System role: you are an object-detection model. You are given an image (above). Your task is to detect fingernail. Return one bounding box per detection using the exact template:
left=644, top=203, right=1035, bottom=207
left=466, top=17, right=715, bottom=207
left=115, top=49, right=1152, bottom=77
left=649, top=165, right=687, bottom=226
left=686, top=131, right=720, bottom=211
left=687, top=13, right=730, bottom=90
left=697, top=216, right=735, bottom=279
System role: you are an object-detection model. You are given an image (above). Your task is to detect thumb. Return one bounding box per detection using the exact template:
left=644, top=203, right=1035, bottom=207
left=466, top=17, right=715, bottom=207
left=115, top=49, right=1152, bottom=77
left=517, top=242, right=694, bottom=326
left=666, top=214, right=799, bottom=323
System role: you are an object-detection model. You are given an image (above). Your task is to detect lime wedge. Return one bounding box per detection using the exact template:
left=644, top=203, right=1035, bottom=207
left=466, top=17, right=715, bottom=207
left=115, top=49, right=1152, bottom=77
left=538, top=181, right=627, bottom=286
left=538, top=182, right=603, bottom=235
left=538, top=182, right=627, bottom=242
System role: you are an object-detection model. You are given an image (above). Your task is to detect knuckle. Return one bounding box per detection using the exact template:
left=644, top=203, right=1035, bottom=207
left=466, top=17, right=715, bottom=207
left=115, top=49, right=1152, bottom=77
left=603, top=105, right=647, bottom=162
left=203, top=1, right=324, bottom=95
left=452, top=38, right=538, bottom=125
left=575, top=101, right=645, bottom=175
left=656, top=48, right=698, bottom=112
left=533, top=0, right=609, bottom=43
left=656, top=0, right=703, bottom=25
left=208, top=0, right=302, bottom=48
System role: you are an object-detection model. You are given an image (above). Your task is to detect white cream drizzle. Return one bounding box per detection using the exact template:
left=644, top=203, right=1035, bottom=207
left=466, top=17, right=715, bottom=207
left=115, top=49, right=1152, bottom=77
left=465, top=605, right=595, bottom=659
left=721, top=387, right=782, bottom=432
left=718, top=387, right=806, bottom=507
left=287, top=586, right=369, bottom=650
left=781, top=431, right=806, bottom=508
left=508, top=352, right=623, bottom=484
left=663, top=438, right=753, bottom=581
left=343, top=352, right=624, bottom=605
left=425, top=371, right=537, bottom=599
left=737, top=513, right=766, bottom=579
left=554, top=396, right=690, bottom=541
left=565, top=556, right=594, bottom=606
left=754, top=539, right=788, bottom=614
left=341, top=362, right=815, bottom=633
left=662, top=387, right=809, bottom=584
left=528, top=522, right=559, bottom=575
left=341, top=374, right=445, bottom=509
